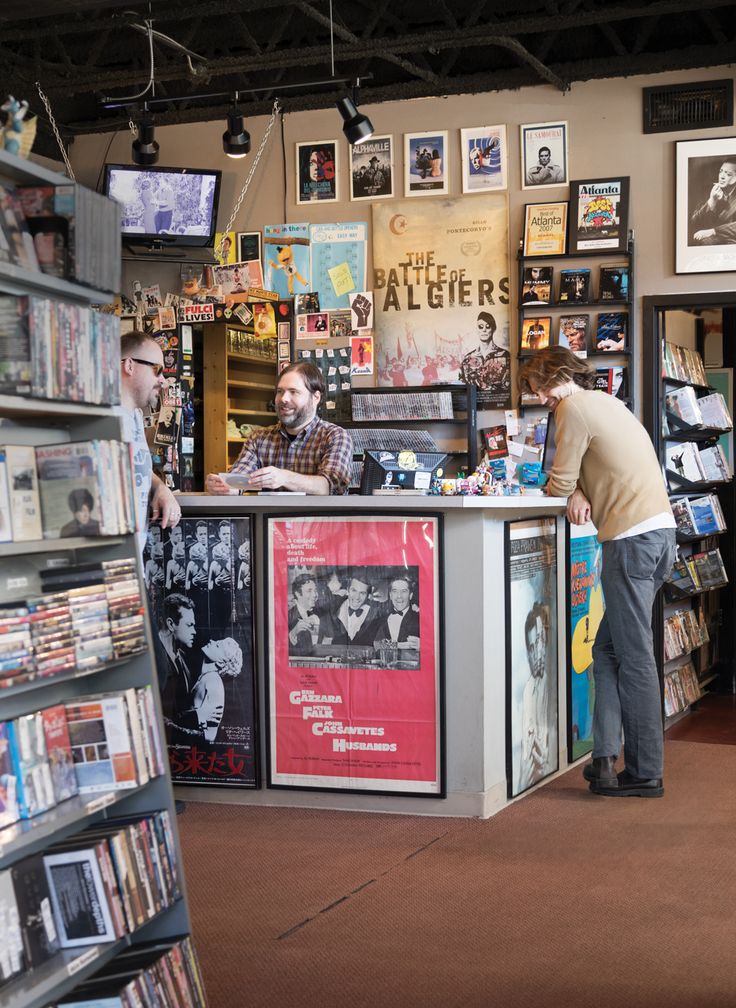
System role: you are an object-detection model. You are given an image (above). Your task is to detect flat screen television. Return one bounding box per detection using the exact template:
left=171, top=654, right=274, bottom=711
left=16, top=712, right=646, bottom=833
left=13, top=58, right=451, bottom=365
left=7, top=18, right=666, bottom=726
left=103, top=164, right=222, bottom=247
left=360, top=450, right=448, bottom=495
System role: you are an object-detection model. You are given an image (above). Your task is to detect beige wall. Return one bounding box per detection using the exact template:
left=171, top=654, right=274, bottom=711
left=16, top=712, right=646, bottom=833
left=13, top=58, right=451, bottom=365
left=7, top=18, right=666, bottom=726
left=68, top=64, right=736, bottom=403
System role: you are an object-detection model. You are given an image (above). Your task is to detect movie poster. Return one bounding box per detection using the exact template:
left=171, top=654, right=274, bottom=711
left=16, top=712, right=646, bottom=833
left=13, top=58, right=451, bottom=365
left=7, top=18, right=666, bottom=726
left=568, top=522, right=604, bottom=761
left=506, top=518, right=558, bottom=798
left=371, top=195, right=510, bottom=408
left=266, top=515, right=443, bottom=795
left=144, top=518, right=257, bottom=787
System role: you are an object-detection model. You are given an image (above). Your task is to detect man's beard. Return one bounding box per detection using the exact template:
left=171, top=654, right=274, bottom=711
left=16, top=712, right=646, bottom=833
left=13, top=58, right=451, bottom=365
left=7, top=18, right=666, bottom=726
left=278, top=402, right=312, bottom=431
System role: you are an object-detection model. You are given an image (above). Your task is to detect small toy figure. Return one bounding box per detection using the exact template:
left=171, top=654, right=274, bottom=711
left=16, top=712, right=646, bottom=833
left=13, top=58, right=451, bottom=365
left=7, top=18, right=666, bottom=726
left=0, top=96, right=36, bottom=157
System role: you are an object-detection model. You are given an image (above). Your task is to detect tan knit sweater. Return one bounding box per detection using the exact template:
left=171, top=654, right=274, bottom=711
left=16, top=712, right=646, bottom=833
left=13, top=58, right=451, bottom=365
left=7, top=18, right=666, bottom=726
left=546, top=389, right=671, bottom=541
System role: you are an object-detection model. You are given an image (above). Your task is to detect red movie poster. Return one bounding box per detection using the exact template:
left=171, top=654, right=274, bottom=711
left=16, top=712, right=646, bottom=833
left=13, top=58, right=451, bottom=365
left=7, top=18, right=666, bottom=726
left=267, top=515, right=443, bottom=795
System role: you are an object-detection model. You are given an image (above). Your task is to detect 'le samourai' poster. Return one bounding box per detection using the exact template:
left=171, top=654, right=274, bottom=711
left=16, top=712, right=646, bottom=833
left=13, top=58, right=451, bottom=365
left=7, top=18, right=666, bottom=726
left=266, top=514, right=443, bottom=795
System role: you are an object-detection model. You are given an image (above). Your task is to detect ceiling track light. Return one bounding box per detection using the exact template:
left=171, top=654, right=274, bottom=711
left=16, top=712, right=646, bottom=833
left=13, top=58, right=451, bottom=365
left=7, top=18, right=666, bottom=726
left=132, top=113, right=159, bottom=165
left=223, top=106, right=251, bottom=159
left=336, top=81, right=374, bottom=146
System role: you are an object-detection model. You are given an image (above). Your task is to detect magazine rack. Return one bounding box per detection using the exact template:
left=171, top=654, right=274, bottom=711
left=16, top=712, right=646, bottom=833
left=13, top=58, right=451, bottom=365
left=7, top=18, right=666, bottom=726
left=0, top=149, right=196, bottom=1008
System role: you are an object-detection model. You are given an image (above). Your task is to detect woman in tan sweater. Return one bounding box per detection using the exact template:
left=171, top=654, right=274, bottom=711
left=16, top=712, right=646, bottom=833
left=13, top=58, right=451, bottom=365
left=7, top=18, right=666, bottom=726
left=518, top=347, right=676, bottom=798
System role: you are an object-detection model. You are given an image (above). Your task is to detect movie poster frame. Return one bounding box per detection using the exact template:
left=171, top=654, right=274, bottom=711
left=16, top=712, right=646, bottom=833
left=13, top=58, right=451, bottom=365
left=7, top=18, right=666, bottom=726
left=295, top=139, right=339, bottom=204
left=566, top=520, right=603, bottom=763
left=522, top=201, right=569, bottom=257
left=348, top=133, right=395, bottom=201
left=675, top=137, right=736, bottom=273
left=403, top=130, right=450, bottom=197
left=568, top=177, right=630, bottom=255
left=264, top=511, right=446, bottom=797
left=520, top=121, right=568, bottom=190
left=504, top=517, right=559, bottom=799
left=146, top=516, right=260, bottom=789
left=459, top=125, right=508, bottom=194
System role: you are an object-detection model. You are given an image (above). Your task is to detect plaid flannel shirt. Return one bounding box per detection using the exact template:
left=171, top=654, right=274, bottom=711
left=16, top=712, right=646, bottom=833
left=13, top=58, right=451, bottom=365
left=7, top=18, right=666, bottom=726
left=230, top=415, right=353, bottom=495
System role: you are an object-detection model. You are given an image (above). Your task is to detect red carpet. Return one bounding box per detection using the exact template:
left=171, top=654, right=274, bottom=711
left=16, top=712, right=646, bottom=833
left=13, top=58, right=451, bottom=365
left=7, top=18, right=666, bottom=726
left=178, top=739, right=735, bottom=1008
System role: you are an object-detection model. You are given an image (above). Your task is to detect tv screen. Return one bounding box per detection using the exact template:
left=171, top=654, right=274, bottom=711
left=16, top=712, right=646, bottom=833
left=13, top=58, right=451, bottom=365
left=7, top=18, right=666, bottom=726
left=103, top=164, right=221, bottom=247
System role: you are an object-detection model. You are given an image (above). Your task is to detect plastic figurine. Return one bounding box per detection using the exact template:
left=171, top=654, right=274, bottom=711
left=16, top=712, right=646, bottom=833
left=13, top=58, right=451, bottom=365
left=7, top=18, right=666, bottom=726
left=268, top=245, right=307, bottom=296
left=0, top=96, right=36, bottom=158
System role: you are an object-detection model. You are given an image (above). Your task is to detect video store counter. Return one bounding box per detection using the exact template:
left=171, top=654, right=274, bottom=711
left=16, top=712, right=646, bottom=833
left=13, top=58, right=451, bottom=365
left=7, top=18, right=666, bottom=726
left=172, top=493, right=568, bottom=819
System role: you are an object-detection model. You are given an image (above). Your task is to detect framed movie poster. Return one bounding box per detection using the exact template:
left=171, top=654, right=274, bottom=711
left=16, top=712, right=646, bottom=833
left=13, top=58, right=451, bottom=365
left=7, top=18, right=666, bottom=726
left=676, top=137, right=736, bottom=273
left=505, top=517, right=559, bottom=799
left=144, top=517, right=258, bottom=787
left=568, top=177, right=630, bottom=254
left=237, top=230, right=262, bottom=266
left=349, top=134, right=394, bottom=201
left=403, top=131, right=449, bottom=197
left=295, top=140, right=338, bottom=204
left=265, top=513, right=445, bottom=796
left=520, top=121, right=568, bottom=189
left=567, top=521, right=604, bottom=762
left=522, top=201, right=568, bottom=257
left=460, top=125, right=507, bottom=193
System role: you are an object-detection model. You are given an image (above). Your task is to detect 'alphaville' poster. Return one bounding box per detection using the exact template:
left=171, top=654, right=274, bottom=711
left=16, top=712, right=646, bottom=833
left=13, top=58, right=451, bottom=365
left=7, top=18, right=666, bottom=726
left=371, top=195, right=511, bottom=408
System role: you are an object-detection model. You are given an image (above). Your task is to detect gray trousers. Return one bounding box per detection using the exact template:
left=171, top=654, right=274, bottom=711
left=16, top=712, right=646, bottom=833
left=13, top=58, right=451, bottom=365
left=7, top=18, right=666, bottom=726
left=591, top=529, right=677, bottom=779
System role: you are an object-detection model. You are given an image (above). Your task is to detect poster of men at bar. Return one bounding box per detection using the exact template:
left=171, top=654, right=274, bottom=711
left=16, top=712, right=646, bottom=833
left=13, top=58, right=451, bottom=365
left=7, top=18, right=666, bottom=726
left=568, top=522, right=604, bottom=762
left=506, top=518, right=558, bottom=798
left=144, top=517, right=257, bottom=787
left=266, top=514, right=444, bottom=796
left=371, top=194, right=511, bottom=408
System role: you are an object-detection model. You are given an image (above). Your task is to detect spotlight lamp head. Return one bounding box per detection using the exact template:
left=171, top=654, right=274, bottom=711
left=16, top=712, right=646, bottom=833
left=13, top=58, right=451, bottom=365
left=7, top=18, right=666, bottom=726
left=132, top=114, right=159, bottom=166
left=336, top=94, right=374, bottom=146
left=223, top=108, right=251, bottom=159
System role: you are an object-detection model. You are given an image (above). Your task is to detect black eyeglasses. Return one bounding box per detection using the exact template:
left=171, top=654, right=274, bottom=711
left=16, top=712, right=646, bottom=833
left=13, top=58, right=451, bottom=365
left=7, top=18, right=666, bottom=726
left=124, top=357, right=164, bottom=377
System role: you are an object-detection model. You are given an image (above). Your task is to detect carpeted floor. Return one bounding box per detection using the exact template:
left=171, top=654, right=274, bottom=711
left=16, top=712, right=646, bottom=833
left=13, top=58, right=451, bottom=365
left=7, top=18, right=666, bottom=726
left=178, top=738, right=736, bottom=1008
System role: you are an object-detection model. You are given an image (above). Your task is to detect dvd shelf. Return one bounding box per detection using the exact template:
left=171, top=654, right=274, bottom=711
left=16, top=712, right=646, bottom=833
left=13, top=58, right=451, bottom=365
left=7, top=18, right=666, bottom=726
left=0, top=150, right=201, bottom=1008
left=516, top=239, right=635, bottom=411
left=647, top=330, right=733, bottom=724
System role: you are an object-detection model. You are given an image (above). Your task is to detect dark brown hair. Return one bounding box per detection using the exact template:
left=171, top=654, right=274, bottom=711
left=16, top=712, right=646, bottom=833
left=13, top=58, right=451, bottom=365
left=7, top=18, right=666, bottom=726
left=517, top=346, right=596, bottom=396
left=276, top=362, right=325, bottom=399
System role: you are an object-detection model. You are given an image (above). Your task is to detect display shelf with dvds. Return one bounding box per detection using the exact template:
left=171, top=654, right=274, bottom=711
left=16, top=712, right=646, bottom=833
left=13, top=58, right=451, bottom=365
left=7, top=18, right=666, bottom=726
left=643, top=298, right=735, bottom=722
left=0, top=148, right=201, bottom=1008
left=340, top=383, right=478, bottom=485
left=516, top=238, right=635, bottom=413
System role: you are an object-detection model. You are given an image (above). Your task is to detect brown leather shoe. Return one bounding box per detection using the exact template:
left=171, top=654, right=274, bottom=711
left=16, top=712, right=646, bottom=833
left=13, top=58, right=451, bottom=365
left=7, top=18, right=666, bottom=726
left=582, top=756, right=617, bottom=786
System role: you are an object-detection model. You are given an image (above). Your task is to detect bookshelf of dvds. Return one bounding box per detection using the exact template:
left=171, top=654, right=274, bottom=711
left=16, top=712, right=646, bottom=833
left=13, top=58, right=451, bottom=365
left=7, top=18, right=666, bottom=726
left=341, top=384, right=478, bottom=489
left=647, top=331, right=733, bottom=725
left=517, top=239, right=635, bottom=410
left=0, top=150, right=202, bottom=1008
left=202, top=321, right=278, bottom=479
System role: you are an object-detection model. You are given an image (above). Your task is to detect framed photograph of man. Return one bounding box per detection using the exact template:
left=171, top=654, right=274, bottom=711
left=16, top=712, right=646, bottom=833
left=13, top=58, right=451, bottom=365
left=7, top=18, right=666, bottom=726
left=522, top=201, right=568, bottom=257
left=403, top=131, right=449, bottom=197
left=568, top=177, right=630, bottom=254
left=349, top=134, right=394, bottom=201
left=676, top=137, right=736, bottom=273
left=520, top=122, right=568, bottom=190
left=144, top=517, right=258, bottom=788
left=265, top=513, right=445, bottom=796
left=460, top=125, right=507, bottom=193
left=295, top=140, right=338, bottom=204
left=505, top=517, right=559, bottom=799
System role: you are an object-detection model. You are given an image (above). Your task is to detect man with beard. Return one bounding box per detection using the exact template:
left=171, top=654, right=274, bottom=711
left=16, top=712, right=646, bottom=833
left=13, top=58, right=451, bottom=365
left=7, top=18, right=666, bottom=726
left=518, top=601, right=554, bottom=792
left=205, top=362, right=352, bottom=495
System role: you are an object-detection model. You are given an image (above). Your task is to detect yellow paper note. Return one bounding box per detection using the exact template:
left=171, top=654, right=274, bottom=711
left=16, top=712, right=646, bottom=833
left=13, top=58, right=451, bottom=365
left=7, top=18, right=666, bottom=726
left=328, top=261, right=356, bottom=297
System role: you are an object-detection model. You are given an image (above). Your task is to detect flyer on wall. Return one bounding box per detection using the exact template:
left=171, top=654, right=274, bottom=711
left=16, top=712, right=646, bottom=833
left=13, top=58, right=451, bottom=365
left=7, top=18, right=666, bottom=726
left=144, top=517, right=257, bottom=787
left=266, top=514, right=444, bottom=795
left=568, top=522, right=604, bottom=761
left=506, top=517, right=558, bottom=799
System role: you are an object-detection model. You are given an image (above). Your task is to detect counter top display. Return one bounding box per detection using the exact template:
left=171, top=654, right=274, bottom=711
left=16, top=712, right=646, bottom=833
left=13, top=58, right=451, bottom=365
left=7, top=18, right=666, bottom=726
left=176, top=492, right=567, bottom=513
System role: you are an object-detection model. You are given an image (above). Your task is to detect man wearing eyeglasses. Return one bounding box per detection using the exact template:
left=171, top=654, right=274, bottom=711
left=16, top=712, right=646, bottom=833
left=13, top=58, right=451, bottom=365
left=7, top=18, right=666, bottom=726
left=120, top=330, right=182, bottom=551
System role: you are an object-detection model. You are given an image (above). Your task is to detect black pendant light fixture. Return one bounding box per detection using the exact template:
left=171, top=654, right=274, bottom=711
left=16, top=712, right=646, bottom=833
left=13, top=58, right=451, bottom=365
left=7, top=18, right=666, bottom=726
left=223, top=107, right=251, bottom=158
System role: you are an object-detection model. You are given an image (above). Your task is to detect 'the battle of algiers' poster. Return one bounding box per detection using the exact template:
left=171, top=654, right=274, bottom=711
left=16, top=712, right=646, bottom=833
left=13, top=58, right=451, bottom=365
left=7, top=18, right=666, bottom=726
left=371, top=195, right=511, bottom=408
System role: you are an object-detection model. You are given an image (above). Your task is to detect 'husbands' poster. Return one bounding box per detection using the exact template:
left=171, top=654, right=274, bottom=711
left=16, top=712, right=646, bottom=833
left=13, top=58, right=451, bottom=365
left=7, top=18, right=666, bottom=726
left=371, top=195, right=511, bottom=408
left=506, top=518, right=558, bottom=798
left=266, top=515, right=443, bottom=795
left=144, top=518, right=256, bottom=787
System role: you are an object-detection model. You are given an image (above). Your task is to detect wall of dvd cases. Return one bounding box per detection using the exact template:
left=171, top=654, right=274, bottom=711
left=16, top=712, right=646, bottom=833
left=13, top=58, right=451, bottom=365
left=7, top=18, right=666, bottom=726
left=0, top=149, right=204, bottom=1008
left=646, top=325, right=734, bottom=724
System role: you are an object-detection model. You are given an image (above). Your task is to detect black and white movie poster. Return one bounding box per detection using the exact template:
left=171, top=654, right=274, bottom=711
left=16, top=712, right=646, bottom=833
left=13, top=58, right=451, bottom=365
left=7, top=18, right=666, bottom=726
left=144, top=517, right=257, bottom=787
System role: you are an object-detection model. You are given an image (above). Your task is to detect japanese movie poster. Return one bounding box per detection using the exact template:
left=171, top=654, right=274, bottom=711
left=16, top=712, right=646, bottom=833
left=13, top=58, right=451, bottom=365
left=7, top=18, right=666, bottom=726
left=506, top=518, right=558, bottom=798
left=568, top=522, right=604, bottom=761
left=144, top=517, right=257, bottom=787
left=266, top=515, right=444, bottom=796
left=371, top=195, right=511, bottom=408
